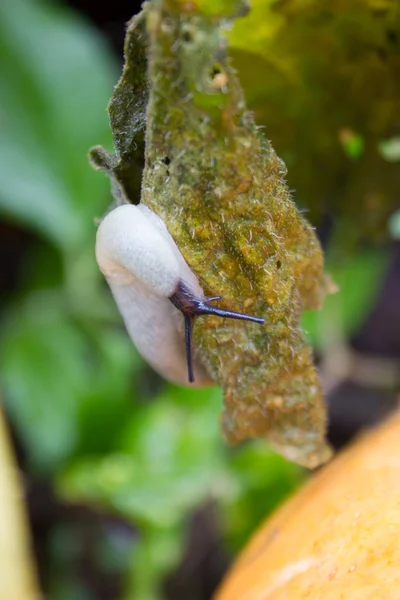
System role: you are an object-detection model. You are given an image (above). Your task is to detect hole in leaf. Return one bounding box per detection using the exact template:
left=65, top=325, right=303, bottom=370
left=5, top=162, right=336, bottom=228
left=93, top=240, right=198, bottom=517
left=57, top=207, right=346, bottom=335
left=162, top=156, right=171, bottom=176
left=210, top=64, right=222, bottom=79
left=276, top=260, right=282, bottom=270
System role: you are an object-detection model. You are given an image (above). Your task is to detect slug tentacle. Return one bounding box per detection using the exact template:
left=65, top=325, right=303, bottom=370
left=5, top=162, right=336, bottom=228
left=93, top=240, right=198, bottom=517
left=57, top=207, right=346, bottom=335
left=183, top=313, right=195, bottom=383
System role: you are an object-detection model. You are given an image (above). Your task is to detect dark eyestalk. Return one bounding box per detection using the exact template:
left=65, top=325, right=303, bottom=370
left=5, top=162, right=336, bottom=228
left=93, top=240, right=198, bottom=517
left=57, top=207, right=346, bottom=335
left=169, top=281, right=265, bottom=383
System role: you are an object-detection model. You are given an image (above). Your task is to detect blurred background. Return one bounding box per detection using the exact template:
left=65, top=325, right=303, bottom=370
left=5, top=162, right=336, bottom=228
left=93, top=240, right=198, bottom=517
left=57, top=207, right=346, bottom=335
left=0, top=0, right=399, bottom=598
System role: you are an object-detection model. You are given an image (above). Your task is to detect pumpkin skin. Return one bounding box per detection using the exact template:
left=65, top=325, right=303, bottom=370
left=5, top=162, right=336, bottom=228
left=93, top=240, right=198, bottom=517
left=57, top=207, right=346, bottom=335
left=216, top=412, right=400, bottom=600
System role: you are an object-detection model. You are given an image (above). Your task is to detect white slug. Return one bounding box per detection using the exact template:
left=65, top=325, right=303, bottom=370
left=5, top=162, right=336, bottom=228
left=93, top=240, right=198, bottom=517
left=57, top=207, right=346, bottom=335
left=95, top=203, right=264, bottom=386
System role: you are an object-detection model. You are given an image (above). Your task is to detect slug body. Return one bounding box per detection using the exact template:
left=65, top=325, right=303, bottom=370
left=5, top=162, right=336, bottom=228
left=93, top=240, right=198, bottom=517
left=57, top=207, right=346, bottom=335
left=96, top=204, right=264, bottom=386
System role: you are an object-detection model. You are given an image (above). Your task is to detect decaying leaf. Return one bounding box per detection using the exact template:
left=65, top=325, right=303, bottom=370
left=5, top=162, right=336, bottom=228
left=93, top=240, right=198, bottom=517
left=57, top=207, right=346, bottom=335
left=90, top=0, right=333, bottom=468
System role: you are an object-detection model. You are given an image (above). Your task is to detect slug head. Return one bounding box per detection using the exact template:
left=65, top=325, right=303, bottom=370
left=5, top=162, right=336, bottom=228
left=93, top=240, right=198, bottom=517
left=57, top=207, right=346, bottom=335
left=170, top=281, right=265, bottom=382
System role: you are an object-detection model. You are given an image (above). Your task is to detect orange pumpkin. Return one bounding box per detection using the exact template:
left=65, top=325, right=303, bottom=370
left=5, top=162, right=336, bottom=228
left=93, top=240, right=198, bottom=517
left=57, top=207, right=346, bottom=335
left=216, top=412, right=400, bottom=599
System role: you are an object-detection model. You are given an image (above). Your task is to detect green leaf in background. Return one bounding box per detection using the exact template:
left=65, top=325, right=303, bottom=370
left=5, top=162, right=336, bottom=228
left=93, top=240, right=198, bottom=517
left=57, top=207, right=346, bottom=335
left=58, top=388, right=228, bottom=527
left=0, top=293, right=139, bottom=472
left=0, top=0, right=130, bottom=476
left=0, top=0, right=116, bottom=249
left=1, top=301, right=86, bottom=471
left=58, top=385, right=303, bottom=598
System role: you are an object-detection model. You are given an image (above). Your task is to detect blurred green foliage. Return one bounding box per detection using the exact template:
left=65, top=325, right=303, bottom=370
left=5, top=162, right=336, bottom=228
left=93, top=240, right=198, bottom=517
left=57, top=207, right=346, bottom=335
left=228, top=0, right=400, bottom=241
left=0, top=0, right=396, bottom=598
